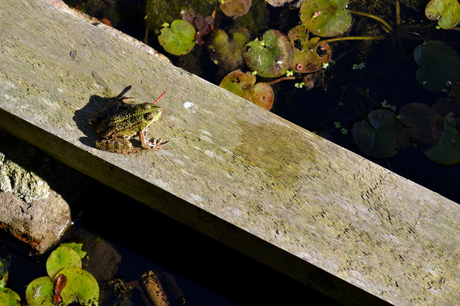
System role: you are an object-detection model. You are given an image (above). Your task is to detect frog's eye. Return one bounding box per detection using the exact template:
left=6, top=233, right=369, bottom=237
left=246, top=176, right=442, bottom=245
left=145, top=114, right=153, bottom=121
left=144, top=104, right=151, bottom=110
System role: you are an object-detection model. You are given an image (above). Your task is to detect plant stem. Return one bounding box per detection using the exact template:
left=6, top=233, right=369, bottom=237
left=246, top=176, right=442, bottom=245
left=266, top=76, right=295, bottom=85
left=321, top=35, right=386, bottom=43
left=347, top=9, right=393, bottom=32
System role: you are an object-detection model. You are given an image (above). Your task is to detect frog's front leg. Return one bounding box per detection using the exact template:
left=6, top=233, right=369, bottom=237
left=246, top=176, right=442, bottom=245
left=138, top=131, right=169, bottom=150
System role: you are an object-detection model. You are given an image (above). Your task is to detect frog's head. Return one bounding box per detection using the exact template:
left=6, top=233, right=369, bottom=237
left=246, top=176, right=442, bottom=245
left=138, top=103, right=162, bottom=131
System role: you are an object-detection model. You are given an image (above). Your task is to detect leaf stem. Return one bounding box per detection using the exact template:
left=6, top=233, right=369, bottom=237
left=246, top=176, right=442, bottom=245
left=347, top=9, right=393, bottom=32
left=321, top=35, right=386, bottom=43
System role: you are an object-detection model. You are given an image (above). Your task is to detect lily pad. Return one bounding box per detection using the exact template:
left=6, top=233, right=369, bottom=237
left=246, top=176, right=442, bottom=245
left=46, top=246, right=82, bottom=279
left=299, top=0, right=351, bottom=37
left=60, top=242, right=87, bottom=259
left=243, top=29, right=293, bottom=78
left=288, top=25, right=331, bottom=73
left=353, top=109, right=403, bottom=158
left=220, top=70, right=274, bottom=110
left=425, top=0, right=460, bottom=29
left=59, top=267, right=99, bottom=306
left=425, top=117, right=460, bottom=165
left=25, top=276, right=54, bottom=306
left=0, top=288, right=21, bottom=306
left=220, top=0, right=251, bottom=18
left=414, top=41, right=460, bottom=92
left=158, top=20, right=196, bottom=56
left=398, top=103, right=444, bottom=148
left=207, top=28, right=250, bottom=70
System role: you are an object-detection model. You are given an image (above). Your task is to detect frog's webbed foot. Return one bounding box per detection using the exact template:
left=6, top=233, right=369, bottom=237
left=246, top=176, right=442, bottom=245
left=147, top=138, right=169, bottom=150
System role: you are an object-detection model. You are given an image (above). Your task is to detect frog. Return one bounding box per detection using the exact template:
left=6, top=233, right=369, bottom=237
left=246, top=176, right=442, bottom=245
left=89, top=90, right=168, bottom=154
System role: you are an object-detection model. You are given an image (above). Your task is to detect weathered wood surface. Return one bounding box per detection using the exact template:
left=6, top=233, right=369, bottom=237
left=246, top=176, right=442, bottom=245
left=1, top=0, right=460, bottom=304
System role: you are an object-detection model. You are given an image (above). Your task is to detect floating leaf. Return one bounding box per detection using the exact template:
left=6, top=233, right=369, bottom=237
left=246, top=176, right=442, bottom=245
left=158, top=20, right=196, bottom=56
left=181, top=8, right=215, bottom=45
left=353, top=109, right=403, bottom=158
left=220, top=0, right=251, bottom=18
left=414, top=41, right=460, bottom=92
left=207, top=28, right=250, bottom=70
left=0, top=288, right=21, bottom=306
left=425, top=0, right=460, bottom=29
left=220, top=70, right=274, bottom=110
left=59, top=267, right=99, bottom=306
left=425, top=117, right=460, bottom=165
left=243, top=29, right=293, bottom=78
left=25, top=276, right=54, bottom=306
left=60, top=242, right=87, bottom=259
left=299, top=0, right=351, bottom=37
left=46, top=247, right=82, bottom=280
left=398, top=103, right=444, bottom=148
left=288, top=25, right=331, bottom=73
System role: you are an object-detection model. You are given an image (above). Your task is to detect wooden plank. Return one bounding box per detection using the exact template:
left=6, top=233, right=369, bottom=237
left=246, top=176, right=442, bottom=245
left=1, top=0, right=460, bottom=304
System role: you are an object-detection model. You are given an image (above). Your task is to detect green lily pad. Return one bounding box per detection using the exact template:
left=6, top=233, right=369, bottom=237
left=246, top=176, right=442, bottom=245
left=353, top=109, right=403, bottom=158
left=243, top=29, right=294, bottom=78
left=288, top=25, right=331, bottom=73
left=425, top=117, right=460, bottom=165
left=220, top=70, right=274, bottom=110
left=158, top=20, right=196, bottom=56
left=414, top=41, right=460, bottom=92
left=299, top=0, right=351, bottom=37
left=59, top=267, right=99, bottom=306
left=25, top=276, right=54, bottom=306
left=46, top=246, right=82, bottom=279
left=207, top=28, right=250, bottom=70
left=425, top=0, right=460, bottom=29
left=26, top=269, right=99, bottom=306
left=0, top=288, right=21, bottom=306
left=220, top=0, right=251, bottom=18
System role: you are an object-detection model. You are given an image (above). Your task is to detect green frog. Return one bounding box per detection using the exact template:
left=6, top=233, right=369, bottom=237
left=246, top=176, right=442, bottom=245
left=89, top=90, right=168, bottom=154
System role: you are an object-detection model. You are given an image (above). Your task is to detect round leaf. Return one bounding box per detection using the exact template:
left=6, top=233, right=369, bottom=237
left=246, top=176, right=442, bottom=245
left=158, top=20, right=195, bottom=56
left=353, top=109, right=403, bottom=158
left=220, top=0, right=251, bottom=18
left=0, top=288, right=21, bottom=306
left=59, top=267, right=99, bottom=306
left=425, top=117, right=460, bottom=165
left=207, top=28, right=250, bottom=70
left=243, top=30, right=293, bottom=78
left=425, top=0, right=460, bottom=29
left=46, top=247, right=82, bottom=279
left=220, top=70, right=274, bottom=110
left=414, top=41, right=460, bottom=92
left=25, top=276, right=54, bottom=306
left=398, top=103, right=444, bottom=148
left=299, top=0, right=351, bottom=37
left=288, top=25, right=331, bottom=73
